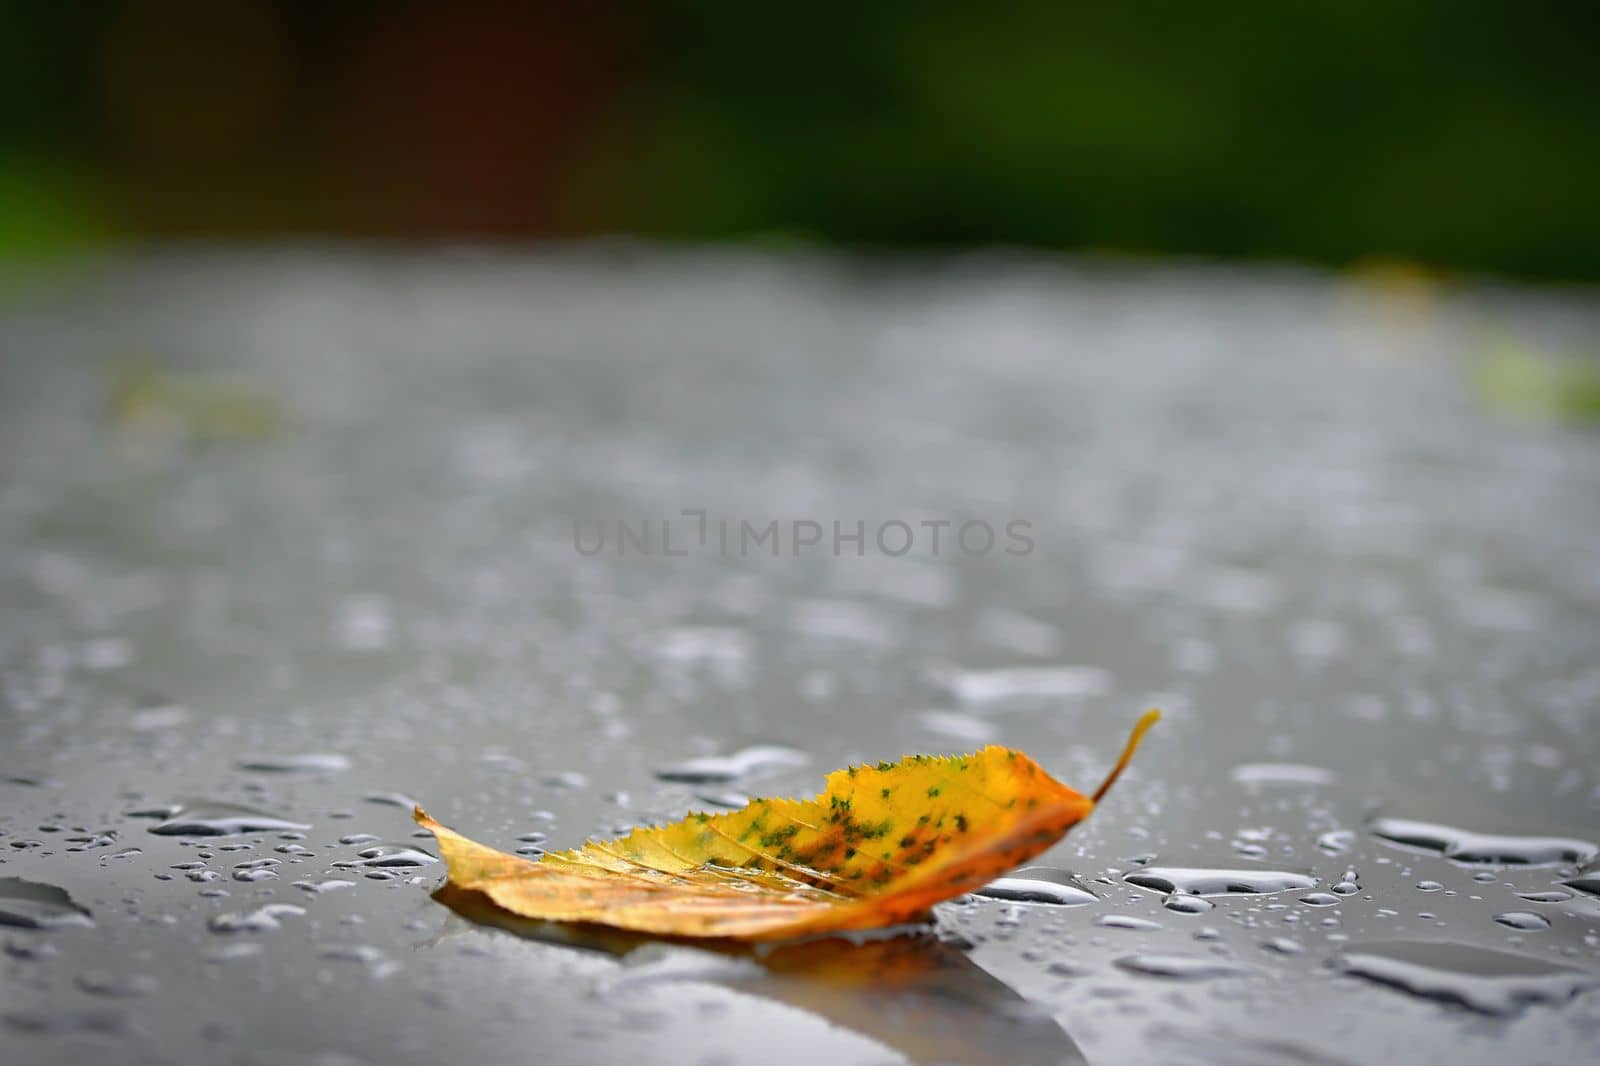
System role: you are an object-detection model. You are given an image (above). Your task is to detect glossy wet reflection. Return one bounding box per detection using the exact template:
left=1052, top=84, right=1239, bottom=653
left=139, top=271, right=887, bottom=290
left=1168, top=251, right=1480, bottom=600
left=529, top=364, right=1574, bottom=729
left=430, top=886, right=1086, bottom=1066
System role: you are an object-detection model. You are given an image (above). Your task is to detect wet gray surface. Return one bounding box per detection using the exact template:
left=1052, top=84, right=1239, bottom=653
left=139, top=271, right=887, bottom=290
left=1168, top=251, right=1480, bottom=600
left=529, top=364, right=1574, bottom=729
left=1, top=249, right=1598, bottom=1065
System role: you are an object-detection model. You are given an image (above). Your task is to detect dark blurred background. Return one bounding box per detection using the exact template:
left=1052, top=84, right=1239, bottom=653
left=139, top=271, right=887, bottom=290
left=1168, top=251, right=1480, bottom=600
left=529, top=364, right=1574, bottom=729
left=2, top=1, right=1597, bottom=279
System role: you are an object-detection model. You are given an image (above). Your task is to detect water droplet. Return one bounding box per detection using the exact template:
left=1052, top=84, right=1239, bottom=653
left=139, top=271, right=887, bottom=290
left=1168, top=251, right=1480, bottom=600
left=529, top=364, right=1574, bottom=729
left=937, top=665, right=1111, bottom=707
left=232, top=858, right=281, bottom=882
left=1416, top=880, right=1443, bottom=892
left=1230, top=763, right=1338, bottom=787
left=292, top=878, right=356, bottom=894
left=236, top=753, right=351, bottom=773
left=1493, top=911, right=1552, bottom=931
left=692, top=790, right=751, bottom=810
left=4, top=938, right=59, bottom=960
left=609, top=943, right=764, bottom=989
left=4, top=1007, right=127, bottom=1036
left=1163, top=894, right=1215, bottom=914
left=339, top=834, right=382, bottom=845
left=1335, top=940, right=1598, bottom=1016
left=203, top=942, right=263, bottom=964
left=1096, top=915, right=1162, bottom=931
left=128, top=705, right=189, bottom=731
left=1516, top=890, right=1574, bottom=904
left=915, top=710, right=996, bottom=742
left=1261, top=937, right=1305, bottom=955
left=1562, top=867, right=1600, bottom=898
left=362, top=791, right=420, bottom=810
left=654, top=745, right=811, bottom=784
left=129, top=800, right=310, bottom=837
left=975, top=867, right=1098, bottom=906
left=1298, top=893, right=1341, bottom=907
left=332, top=844, right=438, bottom=869
left=1315, top=830, right=1356, bottom=855
left=318, top=944, right=398, bottom=977
left=1125, top=866, right=1317, bottom=897
left=1115, top=954, right=1253, bottom=979
left=73, top=971, right=158, bottom=997
left=1368, top=817, right=1596, bottom=866
left=0, top=877, right=94, bottom=929
left=208, top=903, right=306, bottom=934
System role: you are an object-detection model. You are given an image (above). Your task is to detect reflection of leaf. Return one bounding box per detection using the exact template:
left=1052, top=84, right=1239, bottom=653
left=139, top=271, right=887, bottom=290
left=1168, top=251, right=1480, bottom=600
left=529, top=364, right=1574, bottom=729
left=431, top=885, right=1087, bottom=1066
left=416, top=710, right=1157, bottom=941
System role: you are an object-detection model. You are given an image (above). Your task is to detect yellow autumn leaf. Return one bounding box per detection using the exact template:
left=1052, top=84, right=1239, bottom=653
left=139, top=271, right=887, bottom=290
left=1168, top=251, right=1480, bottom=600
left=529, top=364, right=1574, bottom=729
left=415, top=709, right=1158, bottom=941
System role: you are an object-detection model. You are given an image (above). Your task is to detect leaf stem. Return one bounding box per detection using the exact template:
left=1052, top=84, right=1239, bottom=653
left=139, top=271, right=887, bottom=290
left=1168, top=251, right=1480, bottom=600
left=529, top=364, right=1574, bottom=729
left=1091, top=708, right=1161, bottom=804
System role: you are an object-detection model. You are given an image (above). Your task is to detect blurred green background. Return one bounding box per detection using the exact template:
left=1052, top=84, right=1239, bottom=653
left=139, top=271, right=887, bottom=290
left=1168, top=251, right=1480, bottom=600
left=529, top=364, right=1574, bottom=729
left=3, top=0, right=1597, bottom=278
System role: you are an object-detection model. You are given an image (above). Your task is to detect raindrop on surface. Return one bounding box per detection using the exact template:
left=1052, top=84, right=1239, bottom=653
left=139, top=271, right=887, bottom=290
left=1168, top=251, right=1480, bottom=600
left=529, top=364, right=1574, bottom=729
left=208, top=903, right=306, bottom=934
left=232, top=860, right=281, bottom=883
left=362, top=791, right=420, bottom=810
left=1516, top=890, right=1574, bottom=904
left=654, top=745, right=811, bottom=784
left=936, top=665, right=1111, bottom=708
left=1298, top=893, right=1341, bottom=907
left=1334, top=940, right=1598, bottom=1016
left=203, top=942, right=263, bottom=964
left=73, top=971, right=159, bottom=997
left=332, top=844, right=438, bottom=869
left=974, top=868, right=1098, bottom=906
left=236, top=753, right=351, bottom=773
left=1493, top=911, right=1552, bottom=931
left=1115, top=954, right=1253, bottom=980
left=1125, top=866, right=1317, bottom=897
left=609, top=943, right=764, bottom=989
left=1562, top=868, right=1600, bottom=898
left=1261, top=937, right=1305, bottom=955
left=1367, top=817, right=1596, bottom=866
left=4, top=938, right=60, bottom=960
left=128, top=800, right=310, bottom=837
left=693, top=790, right=752, bottom=810
left=4, top=1007, right=127, bottom=1036
left=915, top=710, right=996, bottom=743
left=1162, top=894, right=1215, bottom=914
left=292, top=879, right=356, bottom=895
left=1229, top=763, right=1338, bottom=787
left=1416, top=881, right=1444, bottom=892
left=0, top=877, right=94, bottom=929
left=1096, top=915, right=1162, bottom=931
left=332, top=937, right=392, bottom=961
